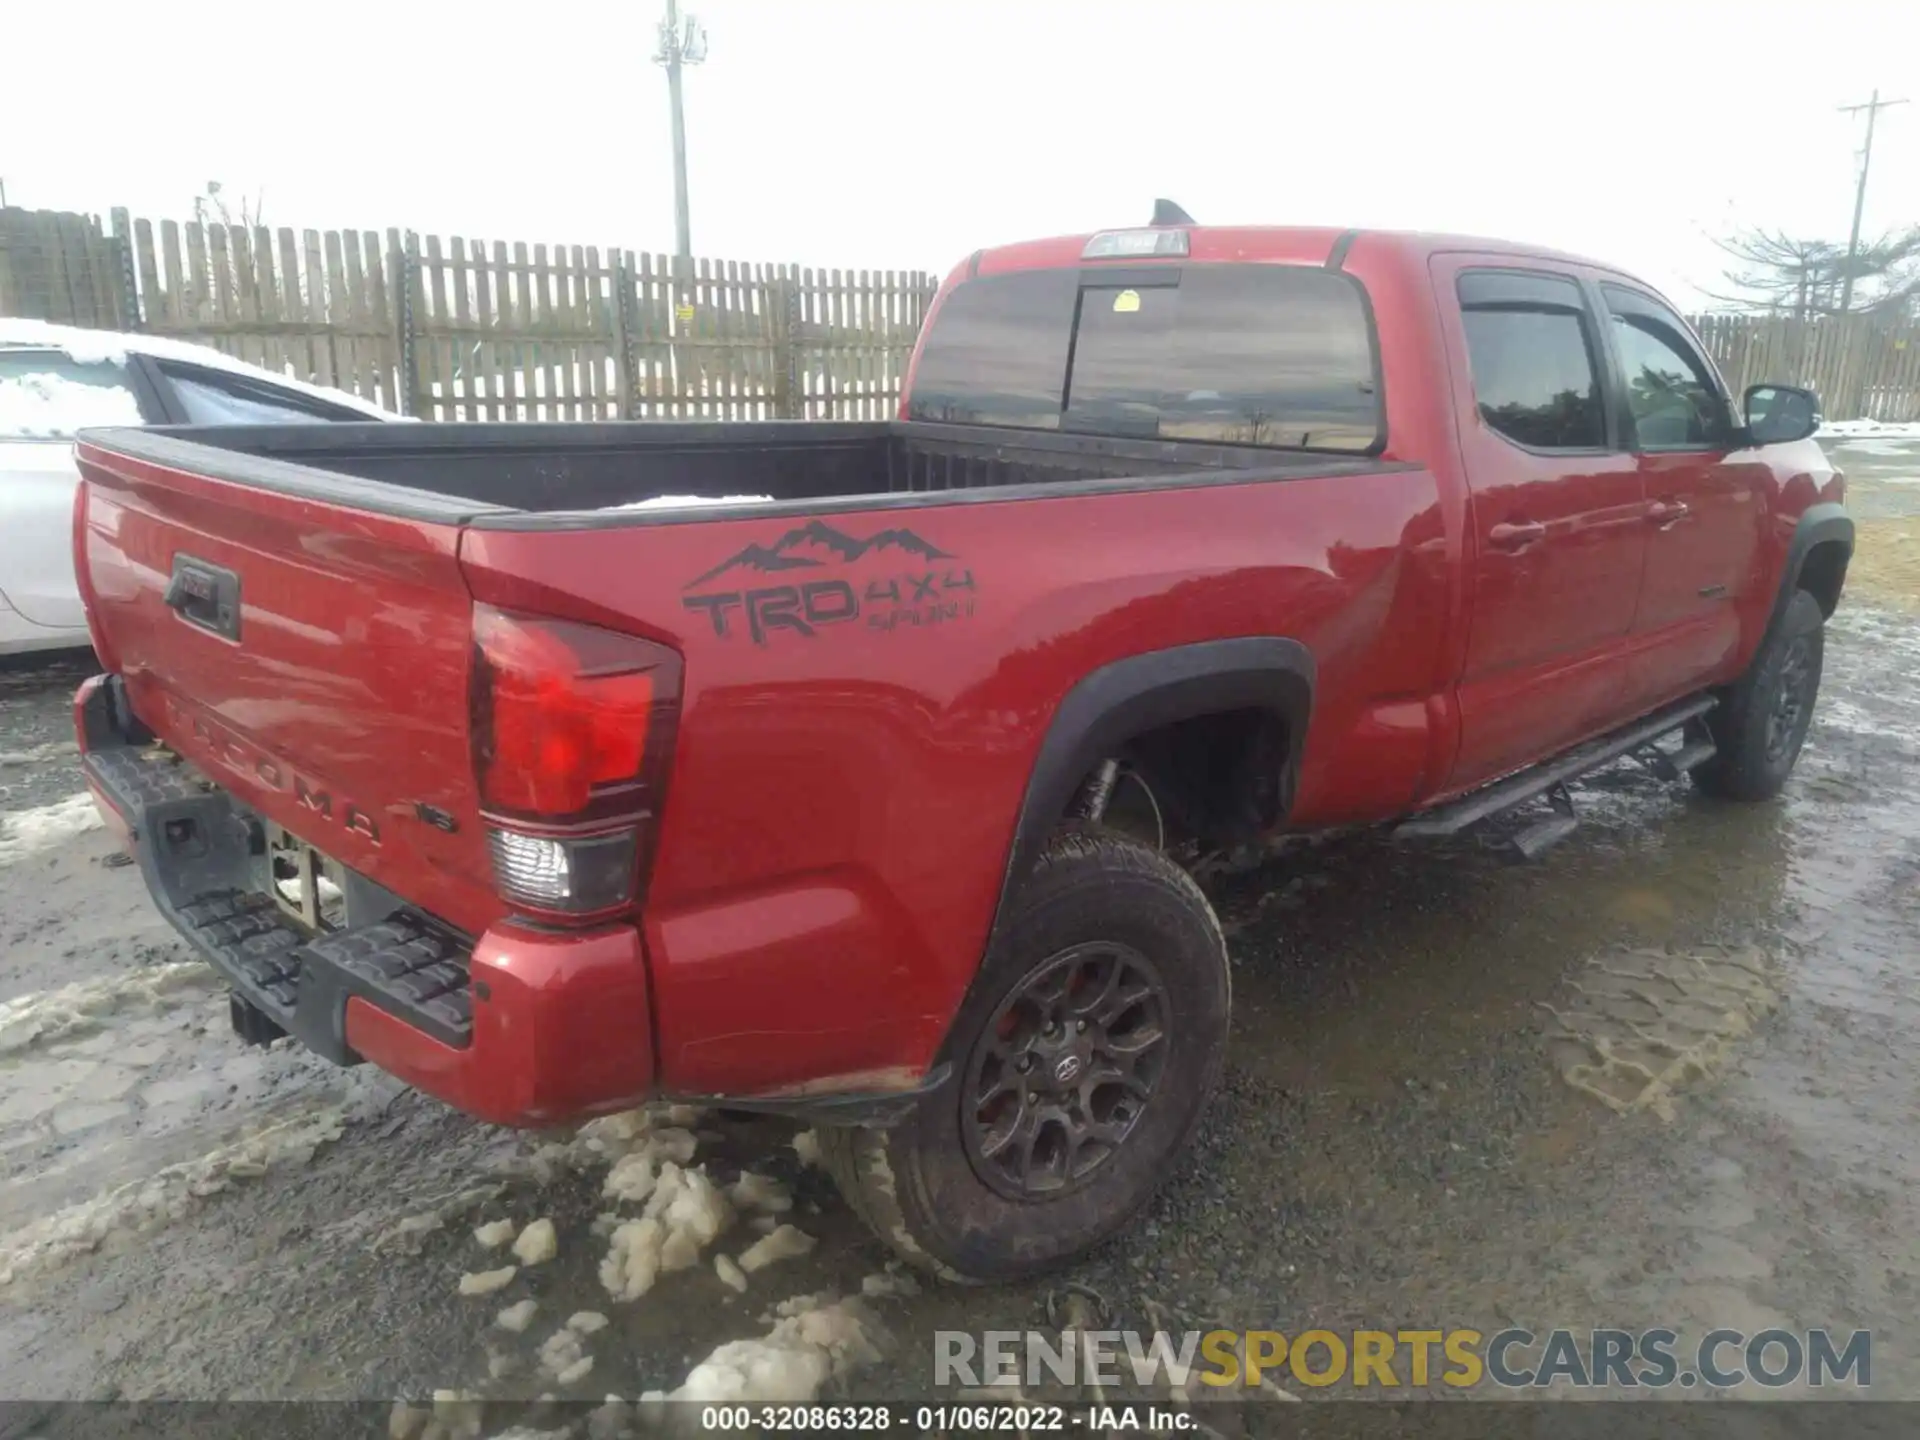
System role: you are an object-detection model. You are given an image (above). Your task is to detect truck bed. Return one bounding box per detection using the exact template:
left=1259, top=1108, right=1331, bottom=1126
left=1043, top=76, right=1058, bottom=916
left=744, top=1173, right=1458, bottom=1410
left=72, top=411, right=1436, bottom=1113
left=83, top=419, right=1389, bottom=523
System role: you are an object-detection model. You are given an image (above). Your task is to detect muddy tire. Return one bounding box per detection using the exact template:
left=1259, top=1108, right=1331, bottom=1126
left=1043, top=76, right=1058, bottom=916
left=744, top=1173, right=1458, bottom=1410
left=819, top=828, right=1229, bottom=1283
left=1693, top=589, right=1825, bottom=802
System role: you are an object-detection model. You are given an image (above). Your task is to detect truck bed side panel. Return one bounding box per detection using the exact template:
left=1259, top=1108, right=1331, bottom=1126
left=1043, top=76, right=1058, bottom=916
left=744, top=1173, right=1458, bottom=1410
left=459, top=467, right=1449, bottom=1097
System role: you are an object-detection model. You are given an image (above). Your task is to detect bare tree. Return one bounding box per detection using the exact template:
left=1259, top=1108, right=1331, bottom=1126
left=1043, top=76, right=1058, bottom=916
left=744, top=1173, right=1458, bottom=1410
left=1707, top=226, right=1920, bottom=321
left=191, top=180, right=266, bottom=231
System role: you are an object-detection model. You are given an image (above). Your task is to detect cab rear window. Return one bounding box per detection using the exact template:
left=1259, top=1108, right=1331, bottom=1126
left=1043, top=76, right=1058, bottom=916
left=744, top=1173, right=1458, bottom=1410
left=906, top=263, right=1382, bottom=452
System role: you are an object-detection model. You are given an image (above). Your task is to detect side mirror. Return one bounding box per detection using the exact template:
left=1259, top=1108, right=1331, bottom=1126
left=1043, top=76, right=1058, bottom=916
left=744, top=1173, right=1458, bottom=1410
left=1743, top=384, right=1822, bottom=446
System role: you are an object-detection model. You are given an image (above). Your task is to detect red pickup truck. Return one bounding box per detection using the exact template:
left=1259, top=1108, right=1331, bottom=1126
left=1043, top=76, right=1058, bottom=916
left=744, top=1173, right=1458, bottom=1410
left=69, top=219, right=1848, bottom=1282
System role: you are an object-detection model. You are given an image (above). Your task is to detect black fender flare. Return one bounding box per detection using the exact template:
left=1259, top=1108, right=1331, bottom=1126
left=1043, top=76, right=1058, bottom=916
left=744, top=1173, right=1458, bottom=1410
left=982, top=637, right=1315, bottom=961
left=1769, top=503, right=1854, bottom=633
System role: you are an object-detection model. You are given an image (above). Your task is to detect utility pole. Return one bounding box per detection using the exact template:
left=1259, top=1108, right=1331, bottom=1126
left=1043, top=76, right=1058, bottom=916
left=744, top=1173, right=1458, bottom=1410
left=654, top=0, right=708, bottom=263
left=1837, top=89, right=1908, bottom=313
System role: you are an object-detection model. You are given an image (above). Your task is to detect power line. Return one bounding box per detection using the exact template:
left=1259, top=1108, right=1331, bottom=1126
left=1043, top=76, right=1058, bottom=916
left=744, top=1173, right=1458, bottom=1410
left=1837, top=89, right=1908, bottom=313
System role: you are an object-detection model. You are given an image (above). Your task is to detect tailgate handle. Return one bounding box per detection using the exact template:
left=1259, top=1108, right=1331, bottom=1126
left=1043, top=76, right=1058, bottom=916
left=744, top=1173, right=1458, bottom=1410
left=163, top=555, right=242, bottom=642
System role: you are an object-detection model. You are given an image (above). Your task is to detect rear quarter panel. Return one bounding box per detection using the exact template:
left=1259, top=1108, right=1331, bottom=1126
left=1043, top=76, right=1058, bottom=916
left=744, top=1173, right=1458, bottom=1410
left=462, top=467, right=1451, bottom=1097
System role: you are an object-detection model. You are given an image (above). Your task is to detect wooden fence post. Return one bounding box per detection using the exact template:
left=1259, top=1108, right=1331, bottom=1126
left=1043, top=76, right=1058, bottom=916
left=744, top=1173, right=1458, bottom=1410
left=774, top=269, right=799, bottom=420
left=668, top=252, right=692, bottom=418
left=396, top=230, right=420, bottom=418
left=1839, top=316, right=1872, bottom=421
left=108, top=208, right=141, bottom=330
left=612, top=252, right=637, bottom=420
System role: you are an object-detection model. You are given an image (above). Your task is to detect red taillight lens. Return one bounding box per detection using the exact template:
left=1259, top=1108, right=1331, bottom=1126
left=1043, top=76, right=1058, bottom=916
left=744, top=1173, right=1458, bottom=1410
left=472, top=605, right=678, bottom=817
left=471, top=605, right=682, bottom=923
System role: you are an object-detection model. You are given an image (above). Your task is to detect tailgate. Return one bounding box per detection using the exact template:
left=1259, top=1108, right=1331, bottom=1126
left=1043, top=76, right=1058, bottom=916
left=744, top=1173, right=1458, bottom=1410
left=73, top=433, right=499, bottom=935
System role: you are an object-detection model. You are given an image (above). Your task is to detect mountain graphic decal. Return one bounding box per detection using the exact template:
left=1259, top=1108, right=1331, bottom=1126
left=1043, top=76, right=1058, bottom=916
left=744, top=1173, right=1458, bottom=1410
left=685, top=520, right=956, bottom=589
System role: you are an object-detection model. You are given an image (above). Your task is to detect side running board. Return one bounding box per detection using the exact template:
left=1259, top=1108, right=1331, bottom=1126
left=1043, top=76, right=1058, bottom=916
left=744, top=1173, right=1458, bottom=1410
left=1395, top=695, right=1718, bottom=855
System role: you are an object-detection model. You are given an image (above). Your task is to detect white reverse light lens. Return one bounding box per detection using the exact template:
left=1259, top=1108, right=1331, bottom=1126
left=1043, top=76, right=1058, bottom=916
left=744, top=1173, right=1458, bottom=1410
left=486, top=826, right=639, bottom=914
left=488, top=829, right=571, bottom=903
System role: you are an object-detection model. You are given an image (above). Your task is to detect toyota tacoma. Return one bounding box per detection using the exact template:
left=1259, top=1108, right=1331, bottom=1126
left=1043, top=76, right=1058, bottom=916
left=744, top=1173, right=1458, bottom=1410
left=68, top=215, right=1849, bottom=1281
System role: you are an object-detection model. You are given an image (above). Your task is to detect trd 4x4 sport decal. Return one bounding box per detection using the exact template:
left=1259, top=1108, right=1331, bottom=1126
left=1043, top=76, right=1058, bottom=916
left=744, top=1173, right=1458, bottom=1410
left=681, top=520, right=978, bottom=645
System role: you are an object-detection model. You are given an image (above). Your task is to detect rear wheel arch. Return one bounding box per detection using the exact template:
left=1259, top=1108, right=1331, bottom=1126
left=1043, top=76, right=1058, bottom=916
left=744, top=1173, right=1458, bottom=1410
left=983, top=637, right=1314, bottom=954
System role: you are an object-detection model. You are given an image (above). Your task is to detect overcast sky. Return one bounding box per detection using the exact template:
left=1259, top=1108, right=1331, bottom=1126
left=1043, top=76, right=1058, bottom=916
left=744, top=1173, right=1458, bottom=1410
left=7, top=0, right=1916, bottom=311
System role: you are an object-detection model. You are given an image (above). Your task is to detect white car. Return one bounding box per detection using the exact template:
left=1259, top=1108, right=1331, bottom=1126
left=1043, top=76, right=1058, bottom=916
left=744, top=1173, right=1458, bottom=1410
left=0, top=318, right=398, bottom=656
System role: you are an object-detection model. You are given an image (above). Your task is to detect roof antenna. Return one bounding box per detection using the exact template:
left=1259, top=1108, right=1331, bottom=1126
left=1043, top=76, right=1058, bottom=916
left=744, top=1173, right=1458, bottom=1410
left=1151, top=198, right=1195, bottom=226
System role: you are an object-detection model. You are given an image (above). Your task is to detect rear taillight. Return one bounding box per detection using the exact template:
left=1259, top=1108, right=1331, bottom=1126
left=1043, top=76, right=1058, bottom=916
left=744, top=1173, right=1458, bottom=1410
left=470, top=605, right=681, bottom=922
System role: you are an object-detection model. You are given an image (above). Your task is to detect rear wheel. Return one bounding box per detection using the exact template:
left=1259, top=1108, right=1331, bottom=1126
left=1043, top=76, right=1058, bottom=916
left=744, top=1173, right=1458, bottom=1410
left=820, top=828, right=1229, bottom=1283
left=1693, top=588, right=1825, bottom=802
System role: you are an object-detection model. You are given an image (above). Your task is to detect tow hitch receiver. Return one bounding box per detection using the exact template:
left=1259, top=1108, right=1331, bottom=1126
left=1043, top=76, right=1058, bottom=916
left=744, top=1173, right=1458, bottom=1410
left=230, top=991, right=287, bottom=1048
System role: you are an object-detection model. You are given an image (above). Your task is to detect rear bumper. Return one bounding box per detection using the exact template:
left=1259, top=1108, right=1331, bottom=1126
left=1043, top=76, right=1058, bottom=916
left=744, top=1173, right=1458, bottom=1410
left=74, top=674, right=655, bottom=1127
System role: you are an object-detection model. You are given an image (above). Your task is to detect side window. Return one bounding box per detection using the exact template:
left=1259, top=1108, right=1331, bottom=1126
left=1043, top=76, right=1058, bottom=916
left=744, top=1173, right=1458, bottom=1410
left=1601, top=286, right=1729, bottom=450
left=0, top=349, right=143, bottom=440
left=1457, top=271, right=1605, bottom=451
left=157, top=363, right=364, bottom=425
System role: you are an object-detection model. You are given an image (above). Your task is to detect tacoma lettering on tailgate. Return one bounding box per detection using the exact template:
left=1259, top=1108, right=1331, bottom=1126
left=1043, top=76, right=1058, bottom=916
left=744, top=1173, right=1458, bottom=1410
left=163, top=695, right=382, bottom=845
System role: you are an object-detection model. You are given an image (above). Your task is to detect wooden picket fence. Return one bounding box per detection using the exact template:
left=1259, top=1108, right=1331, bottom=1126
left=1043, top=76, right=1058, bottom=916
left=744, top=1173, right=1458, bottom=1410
left=0, top=209, right=125, bottom=331
left=1, top=206, right=936, bottom=421
left=1693, top=312, right=1920, bottom=424
left=7, top=204, right=1920, bottom=423
left=402, top=237, right=928, bottom=423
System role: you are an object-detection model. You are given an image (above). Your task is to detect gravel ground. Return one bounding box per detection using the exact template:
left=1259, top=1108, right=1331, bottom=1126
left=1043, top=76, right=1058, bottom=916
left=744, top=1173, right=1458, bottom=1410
left=0, top=439, right=1916, bottom=1429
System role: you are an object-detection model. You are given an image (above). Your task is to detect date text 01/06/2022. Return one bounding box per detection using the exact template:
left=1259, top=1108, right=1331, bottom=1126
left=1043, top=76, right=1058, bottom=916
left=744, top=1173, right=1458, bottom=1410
left=698, top=1404, right=1193, bottom=1432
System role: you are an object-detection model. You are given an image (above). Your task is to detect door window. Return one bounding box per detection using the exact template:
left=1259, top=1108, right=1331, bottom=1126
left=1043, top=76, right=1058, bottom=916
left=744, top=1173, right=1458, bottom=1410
left=157, top=362, right=367, bottom=424
left=1457, top=271, right=1606, bottom=451
left=1601, top=286, right=1730, bottom=450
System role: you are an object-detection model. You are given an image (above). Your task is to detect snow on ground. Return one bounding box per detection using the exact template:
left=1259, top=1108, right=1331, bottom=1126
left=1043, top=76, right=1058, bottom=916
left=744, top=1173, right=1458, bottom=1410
left=1833, top=440, right=1920, bottom=461
left=654, top=1291, right=887, bottom=1405
left=1819, top=418, right=1920, bottom=440
left=0, top=370, right=142, bottom=440
left=0, top=961, right=212, bottom=1056
left=0, top=1103, right=354, bottom=1288
left=0, top=793, right=103, bottom=868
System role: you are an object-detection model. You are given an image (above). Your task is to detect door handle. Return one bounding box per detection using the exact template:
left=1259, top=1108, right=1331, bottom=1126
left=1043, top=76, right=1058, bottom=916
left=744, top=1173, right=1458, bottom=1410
left=163, top=554, right=243, bottom=641
left=1646, top=500, right=1691, bottom=528
left=1488, top=520, right=1547, bottom=551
